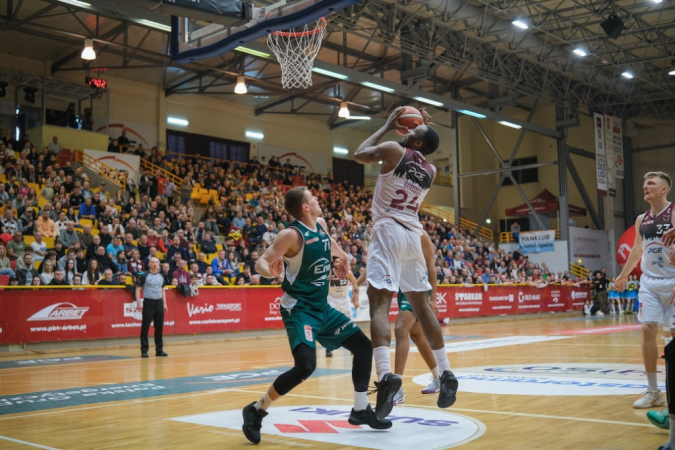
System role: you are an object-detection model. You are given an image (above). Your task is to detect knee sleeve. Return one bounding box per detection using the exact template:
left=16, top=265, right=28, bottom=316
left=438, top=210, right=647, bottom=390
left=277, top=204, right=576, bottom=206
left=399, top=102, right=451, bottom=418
left=340, top=329, right=372, bottom=392
left=272, top=344, right=316, bottom=396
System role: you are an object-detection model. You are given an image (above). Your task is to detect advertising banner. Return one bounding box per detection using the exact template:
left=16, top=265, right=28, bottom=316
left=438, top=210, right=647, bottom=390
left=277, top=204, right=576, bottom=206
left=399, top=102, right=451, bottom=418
left=611, top=116, right=624, bottom=179
left=0, top=286, right=588, bottom=344
left=604, top=114, right=617, bottom=197
left=593, top=112, right=608, bottom=197
left=519, top=230, right=555, bottom=254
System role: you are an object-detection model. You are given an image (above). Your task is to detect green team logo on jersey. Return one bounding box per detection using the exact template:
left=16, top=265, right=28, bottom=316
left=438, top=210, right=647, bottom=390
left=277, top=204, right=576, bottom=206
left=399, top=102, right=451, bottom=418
left=308, top=258, right=331, bottom=286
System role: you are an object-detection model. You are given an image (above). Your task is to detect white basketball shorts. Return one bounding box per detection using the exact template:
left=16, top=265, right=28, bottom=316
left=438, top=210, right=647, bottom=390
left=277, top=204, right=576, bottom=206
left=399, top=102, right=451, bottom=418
left=637, top=275, right=675, bottom=326
left=366, top=219, right=431, bottom=293
left=327, top=295, right=352, bottom=317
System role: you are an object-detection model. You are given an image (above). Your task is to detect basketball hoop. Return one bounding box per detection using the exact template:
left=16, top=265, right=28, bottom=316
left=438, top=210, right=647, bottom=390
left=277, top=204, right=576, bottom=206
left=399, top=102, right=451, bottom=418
left=267, top=17, right=327, bottom=89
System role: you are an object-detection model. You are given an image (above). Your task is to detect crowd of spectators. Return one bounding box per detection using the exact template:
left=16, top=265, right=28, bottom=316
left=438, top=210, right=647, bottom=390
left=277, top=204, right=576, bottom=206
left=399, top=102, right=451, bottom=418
left=0, top=131, right=593, bottom=292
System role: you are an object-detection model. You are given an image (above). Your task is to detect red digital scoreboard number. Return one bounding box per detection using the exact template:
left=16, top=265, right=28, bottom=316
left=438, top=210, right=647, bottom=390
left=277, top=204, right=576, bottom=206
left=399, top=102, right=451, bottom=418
left=85, top=77, right=107, bottom=89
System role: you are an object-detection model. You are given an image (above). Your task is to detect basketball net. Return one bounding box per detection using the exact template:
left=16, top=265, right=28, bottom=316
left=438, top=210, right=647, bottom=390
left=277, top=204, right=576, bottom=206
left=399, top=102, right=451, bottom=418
left=267, top=18, right=327, bottom=89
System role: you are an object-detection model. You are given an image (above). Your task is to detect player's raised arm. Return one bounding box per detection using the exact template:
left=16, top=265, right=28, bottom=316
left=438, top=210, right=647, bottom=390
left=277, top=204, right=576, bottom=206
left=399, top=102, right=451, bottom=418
left=256, top=228, right=301, bottom=279
left=354, top=107, right=407, bottom=165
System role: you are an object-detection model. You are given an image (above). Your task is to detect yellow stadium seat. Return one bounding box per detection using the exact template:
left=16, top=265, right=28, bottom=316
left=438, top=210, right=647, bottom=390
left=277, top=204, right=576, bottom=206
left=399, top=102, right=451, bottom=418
left=114, top=205, right=122, bottom=213
left=79, top=218, right=93, bottom=228
left=28, top=182, right=40, bottom=191
left=126, top=277, right=134, bottom=285
left=245, top=193, right=253, bottom=201
left=0, top=174, right=6, bottom=183
left=90, top=228, right=99, bottom=236
left=206, top=254, right=217, bottom=264
left=34, top=260, right=42, bottom=270
left=32, top=206, right=39, bottom=215
left=72, top=210, right=79, bottom=217
left=42, top=237, right=55, bottom=249
left=230, top=277, right=237, bottom=285
left=23, top=236, right=35, bottom=246
left=37, top=197, right=48, bottom=207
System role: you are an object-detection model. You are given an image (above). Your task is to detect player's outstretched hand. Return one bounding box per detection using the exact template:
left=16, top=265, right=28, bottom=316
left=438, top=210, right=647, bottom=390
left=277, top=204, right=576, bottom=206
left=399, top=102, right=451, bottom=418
left=663, top=227, right=675, bottom=247
left=269, top=256, right=284, bottom=278
left=384, top=106, right=408, bottom=132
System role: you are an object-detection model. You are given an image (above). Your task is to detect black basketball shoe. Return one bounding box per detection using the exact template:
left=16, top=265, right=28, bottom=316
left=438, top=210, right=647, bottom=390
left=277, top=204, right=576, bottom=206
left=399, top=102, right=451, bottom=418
left=373, top=373, right=402, bottom=421
left=242, top=401, right=268, bottom=444
left=348, top=404, right=392, bottom=429
left=437, top=370, right=459, bottom=408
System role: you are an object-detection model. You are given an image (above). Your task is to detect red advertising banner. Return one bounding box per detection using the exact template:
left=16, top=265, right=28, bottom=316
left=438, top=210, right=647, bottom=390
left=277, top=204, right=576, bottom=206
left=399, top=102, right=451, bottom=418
left=0, top=285, right=588, bottom=344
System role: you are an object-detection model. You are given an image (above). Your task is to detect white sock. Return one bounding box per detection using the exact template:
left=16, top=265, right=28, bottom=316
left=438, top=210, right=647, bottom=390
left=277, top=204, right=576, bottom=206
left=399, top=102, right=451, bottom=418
left=647, top=373, right=658, bottom=391
left=430, top=366, right=439, bottom=381
left=618, top=304, right=622, bottom=312
left=432, top=348, right=451, bottom=374
left=354, top=391, right=369, bottom=411
left=254, top=392, right=274, bottom=411
left=373, top=346, right=391, bottom=382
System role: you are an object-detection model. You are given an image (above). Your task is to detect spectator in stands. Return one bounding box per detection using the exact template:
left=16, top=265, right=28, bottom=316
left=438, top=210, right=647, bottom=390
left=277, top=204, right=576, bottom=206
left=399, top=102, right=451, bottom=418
left=106, top=236, right=125, bottom=259
left=180, top=176, right=193, bottom=205
left=30, top=232, right=48, bottom=262
left=47, top=136, right=61, bottom=155
left=0, top=244, right=15, bottom=277
left=167, top=236, right=188, bottom=262
left=59, top=221, right=79, bottom=249
left=118, top=131, right=130, bottom=152
left=7, top=231, right=26, bottom=261
left=31, top=276, right=42, bottom=286
left=204, top=273, right=220, bottom=286
left=19, top=208, right=35, bottom=236
left=79, top=197, right=96, bottom=221
left=107, top=138, right=120, bottom=154
left=1, top=209, right=19, bottom=235
left=62, top=258, right=78, bottom=284
left=78, top=224, right=93, bottom=248
left=172, top=258, right=190, bottom=285
left=97, top=269, right=116, bottom=286
left=82, top=259, right=101, bottom=285
left=211, top=250, right=231, bottom=278
left=49, top=268, right=68, bottom=286
left=16, top=253, right=37, bottom=285
left=94, top=246, right=115, bottom=273
left=99, top=226, right=112, bottom=248
left=200, top=232, right=217, bottom=255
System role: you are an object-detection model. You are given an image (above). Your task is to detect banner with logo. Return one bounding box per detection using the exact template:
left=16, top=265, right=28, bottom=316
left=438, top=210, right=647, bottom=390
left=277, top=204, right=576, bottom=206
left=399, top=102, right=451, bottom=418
left=604, top=114, right=617, bottom=197
left=610, top=116, right=624, bottom=179
left=593, top=112, right=608, bottom=197
left=0, top=285, right=588, bottom=344
left=518, top=230, right=555, bottom=254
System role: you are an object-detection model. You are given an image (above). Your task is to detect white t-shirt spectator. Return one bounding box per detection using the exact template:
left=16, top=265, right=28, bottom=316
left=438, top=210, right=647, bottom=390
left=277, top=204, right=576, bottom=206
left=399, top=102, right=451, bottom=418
left=30, top=241, right=47, bottom=261
left=262, top=230, right=276, bottom=246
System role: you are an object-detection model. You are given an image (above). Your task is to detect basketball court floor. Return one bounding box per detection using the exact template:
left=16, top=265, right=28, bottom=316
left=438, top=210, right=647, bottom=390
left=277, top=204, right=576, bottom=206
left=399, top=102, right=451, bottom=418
left=0, top=313, right=666, bottom=449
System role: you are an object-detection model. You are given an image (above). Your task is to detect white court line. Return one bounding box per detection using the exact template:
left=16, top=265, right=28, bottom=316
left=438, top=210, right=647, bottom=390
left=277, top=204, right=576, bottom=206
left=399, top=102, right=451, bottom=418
left=0, top=435, right=60, bottom=449
left=230, top=388, right=654, bottom=428
left=208, top=429, right=311, bottom=447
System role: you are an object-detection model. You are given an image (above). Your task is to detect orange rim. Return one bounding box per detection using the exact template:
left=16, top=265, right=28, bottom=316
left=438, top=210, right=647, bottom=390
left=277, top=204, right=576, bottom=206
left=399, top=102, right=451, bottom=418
left=272, top=17, right=327, bottom=37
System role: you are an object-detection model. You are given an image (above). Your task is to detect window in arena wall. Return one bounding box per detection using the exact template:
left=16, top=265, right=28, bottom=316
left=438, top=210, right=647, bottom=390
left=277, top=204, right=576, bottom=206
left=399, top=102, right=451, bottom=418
left=502, top=156, right=538, bottom=186
left=166, top=129, right=250, bottom=162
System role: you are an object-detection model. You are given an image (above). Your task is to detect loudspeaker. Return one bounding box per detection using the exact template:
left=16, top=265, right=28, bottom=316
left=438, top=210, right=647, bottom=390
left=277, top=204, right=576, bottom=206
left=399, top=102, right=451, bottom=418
left=601, top=15, right=624, bottom=40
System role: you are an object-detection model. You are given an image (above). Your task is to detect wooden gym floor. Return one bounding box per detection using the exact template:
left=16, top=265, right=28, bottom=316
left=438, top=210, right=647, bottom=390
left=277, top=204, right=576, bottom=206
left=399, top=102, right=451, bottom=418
left=0, top=313, right=666, bottom=450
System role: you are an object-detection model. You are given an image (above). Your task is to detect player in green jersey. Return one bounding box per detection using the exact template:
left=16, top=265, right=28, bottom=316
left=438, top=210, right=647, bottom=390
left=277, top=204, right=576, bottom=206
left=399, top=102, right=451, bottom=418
left=242, top=187, right=391, bottom=445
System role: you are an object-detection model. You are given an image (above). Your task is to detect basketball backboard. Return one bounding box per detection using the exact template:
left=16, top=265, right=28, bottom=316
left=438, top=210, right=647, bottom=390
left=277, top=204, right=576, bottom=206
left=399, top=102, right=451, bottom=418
left=170, top=0, right=360, bottom=63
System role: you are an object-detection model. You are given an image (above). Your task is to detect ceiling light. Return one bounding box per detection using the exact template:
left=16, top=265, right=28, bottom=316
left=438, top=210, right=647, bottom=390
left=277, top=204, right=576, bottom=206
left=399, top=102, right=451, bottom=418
left=457, top=109, right=487, bottom=119
left=167, top=117, right=189, bottom=126
left=669, top=69, right=675, bottom=76
left=137, top=19, right=172, bottom=32
left=245, top=131, right=264, bottom=139
left=498, top=120, right=522, bottom=129
left=333, top=147, right=349, bottom=154
left=234, top=76, right=247, bottom=94
left=347, top=116, right=371, bottom=120
left=621, top=71, right=634, bottom=79
left=312, top=67, right=349, bottom=80
left=572, top=48, right=587, bottom=57
left=652, top=0, right=663, bottom=3
left=362, top=82, right=395, bottom=93
left=235, top=46, right=271, bottom=58
left=486, top=219, right=492, bottom=224
left=58, top=0, right=91, bottom=7
left=512, top=20, right=529, bottom=30
left=81, top=39, right=96, bottom=60
left=414, top=96, right=444, bottom=107
left=338, top=102, right=350, bottom=118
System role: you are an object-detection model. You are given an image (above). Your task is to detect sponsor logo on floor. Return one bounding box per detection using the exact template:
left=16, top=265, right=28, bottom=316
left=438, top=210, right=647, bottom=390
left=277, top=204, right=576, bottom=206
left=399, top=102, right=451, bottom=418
left=0, top=355, right=130, bottom=370
left=171, top=405, right=485, bottom=449
left=413, top=363, right=665, bottom=396
left=402, top=335, right=572, bottom=353
left=0, top=367, right=349, bottom=415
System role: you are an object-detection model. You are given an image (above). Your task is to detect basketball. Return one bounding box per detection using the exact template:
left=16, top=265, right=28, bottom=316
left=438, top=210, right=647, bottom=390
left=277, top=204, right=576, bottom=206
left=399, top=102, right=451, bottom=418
left=395, top=106, right=424, bottom=136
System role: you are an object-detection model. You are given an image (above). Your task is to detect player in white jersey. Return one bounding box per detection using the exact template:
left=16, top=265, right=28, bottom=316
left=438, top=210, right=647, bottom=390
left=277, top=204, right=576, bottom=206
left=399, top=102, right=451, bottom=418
left=326, top=255, right=359, bottom=357
left=354, top=107, right=457, bottom=421
left=615, top=172, right=675, bottom=432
